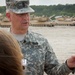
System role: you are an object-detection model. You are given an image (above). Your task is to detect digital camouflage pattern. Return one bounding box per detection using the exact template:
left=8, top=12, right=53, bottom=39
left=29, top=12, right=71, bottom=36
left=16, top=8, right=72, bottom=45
left=6, top=0, right=34, bottom=14
left=18, top=31, right=72, bottom=75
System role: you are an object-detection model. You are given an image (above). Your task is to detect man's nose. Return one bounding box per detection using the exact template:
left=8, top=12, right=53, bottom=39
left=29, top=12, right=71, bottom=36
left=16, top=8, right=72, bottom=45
left=22, top=14, right=28, bottom=19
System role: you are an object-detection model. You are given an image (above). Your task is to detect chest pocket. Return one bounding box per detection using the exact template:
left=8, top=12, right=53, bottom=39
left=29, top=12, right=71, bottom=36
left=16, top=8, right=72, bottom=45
left=21, top=42, right=45, bottom=65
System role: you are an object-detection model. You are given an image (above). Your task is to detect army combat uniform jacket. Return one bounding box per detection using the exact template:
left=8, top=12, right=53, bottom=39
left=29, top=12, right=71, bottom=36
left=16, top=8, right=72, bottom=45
left=18, top=31, right=72, bottom=75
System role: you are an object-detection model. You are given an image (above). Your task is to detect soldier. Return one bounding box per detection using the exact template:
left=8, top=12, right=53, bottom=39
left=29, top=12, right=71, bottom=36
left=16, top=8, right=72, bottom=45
left=6, top=0, right=75, bottom=75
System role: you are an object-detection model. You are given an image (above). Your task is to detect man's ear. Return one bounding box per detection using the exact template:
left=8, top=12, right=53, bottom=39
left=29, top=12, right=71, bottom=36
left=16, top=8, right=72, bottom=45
left=6, top=13, right=11, bottom=21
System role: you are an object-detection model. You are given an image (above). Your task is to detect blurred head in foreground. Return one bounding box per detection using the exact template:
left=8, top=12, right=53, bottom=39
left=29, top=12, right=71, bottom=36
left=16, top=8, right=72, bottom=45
left=0, top=30, right=23, bottom=75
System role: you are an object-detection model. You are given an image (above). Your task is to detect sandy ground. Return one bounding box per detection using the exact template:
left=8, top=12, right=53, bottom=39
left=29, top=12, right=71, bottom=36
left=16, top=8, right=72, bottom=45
left=1, top=26, right=75, bottom=75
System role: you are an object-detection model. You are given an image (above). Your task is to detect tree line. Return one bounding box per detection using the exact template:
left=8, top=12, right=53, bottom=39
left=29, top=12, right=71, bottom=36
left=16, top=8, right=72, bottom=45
left=0, top=4, right=75, bottom=17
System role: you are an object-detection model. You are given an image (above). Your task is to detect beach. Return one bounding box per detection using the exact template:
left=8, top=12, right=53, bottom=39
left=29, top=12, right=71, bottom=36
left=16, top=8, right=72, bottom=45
left=1, top=26, right=75, bottom=75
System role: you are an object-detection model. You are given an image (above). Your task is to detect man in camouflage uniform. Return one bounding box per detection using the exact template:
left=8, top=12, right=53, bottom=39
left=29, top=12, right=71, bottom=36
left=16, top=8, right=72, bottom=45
left=6, top=0, right=75, bottom=75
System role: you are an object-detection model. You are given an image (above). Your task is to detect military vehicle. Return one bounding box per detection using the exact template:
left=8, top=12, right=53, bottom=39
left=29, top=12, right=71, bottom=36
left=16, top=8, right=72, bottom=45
left=55, top=16, right=75, bottom=26
left=0, top=17, right=11, bottom=27
left=30, top=15, right=55, bottom=27
left=0, top=15, right=75, bottom=28
left=72, top=17, right=75, bottom=21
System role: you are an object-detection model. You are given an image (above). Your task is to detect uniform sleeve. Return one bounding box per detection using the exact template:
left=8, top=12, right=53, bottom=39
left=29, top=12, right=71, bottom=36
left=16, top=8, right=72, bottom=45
left=44, top=39, right=72, bottom=75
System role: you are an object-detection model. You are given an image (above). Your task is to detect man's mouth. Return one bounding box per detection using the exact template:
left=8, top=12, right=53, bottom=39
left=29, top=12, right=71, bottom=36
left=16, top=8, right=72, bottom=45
left=22, top=21, right=28, bottom=24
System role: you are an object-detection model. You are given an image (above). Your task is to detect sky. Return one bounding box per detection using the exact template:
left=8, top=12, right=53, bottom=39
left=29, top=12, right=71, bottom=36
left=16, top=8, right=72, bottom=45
left=0, top=0, right=75, bottom=6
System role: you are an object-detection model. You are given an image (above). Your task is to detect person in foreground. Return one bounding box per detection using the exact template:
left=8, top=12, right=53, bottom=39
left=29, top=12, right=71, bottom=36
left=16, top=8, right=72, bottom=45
left=0, top=30, right=23, bottom=75
left=6, top=0, right=75, bottom=75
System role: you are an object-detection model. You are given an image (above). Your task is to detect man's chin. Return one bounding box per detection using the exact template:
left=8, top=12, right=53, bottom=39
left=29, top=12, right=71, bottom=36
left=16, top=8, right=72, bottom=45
left=20, top=26, right=29, bottom=30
